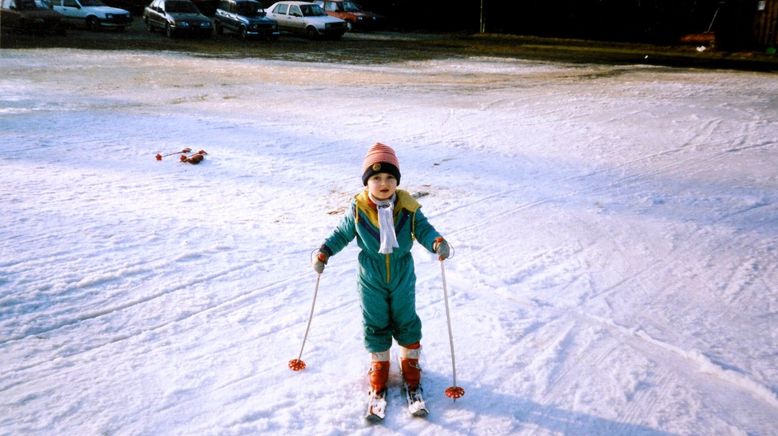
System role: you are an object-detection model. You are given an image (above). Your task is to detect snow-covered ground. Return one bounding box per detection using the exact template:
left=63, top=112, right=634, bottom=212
left=1, top=48, right=777, bottom=435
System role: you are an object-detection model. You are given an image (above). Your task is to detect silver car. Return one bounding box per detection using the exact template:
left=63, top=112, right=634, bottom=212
left=266, top=1, right=345, bottom=39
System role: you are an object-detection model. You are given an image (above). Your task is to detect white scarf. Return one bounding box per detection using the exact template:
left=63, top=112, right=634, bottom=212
left=370, top=193, right=399, bottom=254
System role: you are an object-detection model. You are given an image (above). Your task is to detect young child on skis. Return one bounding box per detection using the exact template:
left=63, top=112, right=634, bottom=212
left=312, top=142, right=450, bottom=401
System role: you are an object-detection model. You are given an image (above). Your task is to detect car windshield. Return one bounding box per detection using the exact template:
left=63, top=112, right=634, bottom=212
left=80, top=0, right=105, bottom=6
left=299, top=3, right=324, bottom=16
left=166, top=0, right=198, bottom=12
left=236, top=1, right=261, bottom=16
left=342, top=1, right=359, bottom=12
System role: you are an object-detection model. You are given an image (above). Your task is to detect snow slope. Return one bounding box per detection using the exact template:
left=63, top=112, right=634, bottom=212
left=1, top=48, right=777, bottom=435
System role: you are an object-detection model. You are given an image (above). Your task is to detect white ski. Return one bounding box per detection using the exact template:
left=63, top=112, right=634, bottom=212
left=397, top=354, right=428, bottom=417
left=402, top=382, right=429, bottom=417
left=365, top=389, right=387, bottom=422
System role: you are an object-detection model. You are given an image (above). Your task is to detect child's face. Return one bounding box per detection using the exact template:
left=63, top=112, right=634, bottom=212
left=367, top=173, right=397, bottom=201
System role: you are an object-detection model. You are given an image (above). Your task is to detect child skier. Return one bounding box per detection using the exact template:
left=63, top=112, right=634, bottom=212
left=312, top=142, right=450, bottom=417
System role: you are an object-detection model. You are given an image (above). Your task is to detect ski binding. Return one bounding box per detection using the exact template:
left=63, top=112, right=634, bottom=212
left=365, top=389, right=387, bottom=422
left=403, top=382, right=429, bottom=417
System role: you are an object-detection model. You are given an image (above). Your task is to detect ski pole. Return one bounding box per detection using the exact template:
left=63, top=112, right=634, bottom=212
left=440, top=259, right=465, bottom=399
left=155, top=147, right=192, bottom=160
left=288, top=273, right=321, bottom=371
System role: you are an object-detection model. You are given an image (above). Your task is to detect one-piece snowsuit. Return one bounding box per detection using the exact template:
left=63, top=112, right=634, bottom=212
left=320, top=189, right=442, bottom=353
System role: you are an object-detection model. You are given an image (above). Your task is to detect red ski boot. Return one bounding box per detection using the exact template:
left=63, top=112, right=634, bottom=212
left=365, top=350, right=390, bottom=422
left=399, top=342, right=428, bottom=417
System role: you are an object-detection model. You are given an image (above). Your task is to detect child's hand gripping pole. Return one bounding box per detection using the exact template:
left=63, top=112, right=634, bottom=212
left=288, top=272, right=321, bottom=371
left=434, top=237, right=451, bottom=261
left=439, top=248, right=465, bottom=399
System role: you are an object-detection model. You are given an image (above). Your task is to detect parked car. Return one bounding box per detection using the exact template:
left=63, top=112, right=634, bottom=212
left=214, top=0, right=278, bottom=39
left=313, top=0, right=381, bottom=31
left=51, top=0, right=132, bottom=31
left=99, top=0, right=147, bottom=16
left=143, top=0, right=212, bottom=37
left=190, top=0, right=216, bottom=15
left=0, top=0, right=66, bottom=34
left=266, top=1, right=344, bottom=39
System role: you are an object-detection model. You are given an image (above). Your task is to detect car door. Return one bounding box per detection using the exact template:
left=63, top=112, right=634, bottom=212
left=54, top=0, right=85, bottom=27
left=144, top=0, right=159, bottom=27
left=270, top=2, right=289, bottom=30
left=1, top=0, right=22, bottom=29
left=286, top=3, right=304, bottom=32
left=148, top=0, right=166, bottom=29
left=323, top=1, right=344, bottom=20
left=227, top=1, right=243, bottom=31
left=214, top=0, right=232, bottom=31
left=50, top=0, right=66, bottom=18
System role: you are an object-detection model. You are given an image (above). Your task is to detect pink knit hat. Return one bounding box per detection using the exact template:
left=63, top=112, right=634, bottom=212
left=361, top=142, right=401, bottom=186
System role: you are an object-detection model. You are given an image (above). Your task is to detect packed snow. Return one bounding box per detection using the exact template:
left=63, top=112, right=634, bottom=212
left=1, top=48, right=777, bottom=435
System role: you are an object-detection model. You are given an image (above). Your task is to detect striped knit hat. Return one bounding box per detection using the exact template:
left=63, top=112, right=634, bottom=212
left=361, top=142, right=401, bottom=186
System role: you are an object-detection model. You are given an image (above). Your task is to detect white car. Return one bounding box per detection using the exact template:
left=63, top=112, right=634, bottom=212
left=50, top=0, right=132, bottom=31
left=266, top=1, right=345, bottom=39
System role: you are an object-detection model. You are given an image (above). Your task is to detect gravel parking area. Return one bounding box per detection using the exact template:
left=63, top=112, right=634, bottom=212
left=3, top=15, right=777, bottom=70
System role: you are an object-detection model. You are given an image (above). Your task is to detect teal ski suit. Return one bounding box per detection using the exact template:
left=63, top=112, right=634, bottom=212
left=320, top=189, right=443, bottom=353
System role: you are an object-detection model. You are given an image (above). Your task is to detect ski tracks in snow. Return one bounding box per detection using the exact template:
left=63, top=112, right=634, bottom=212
left=2, top=50, right=777, bottom=435
left=410, top=79, right=778, bottom=433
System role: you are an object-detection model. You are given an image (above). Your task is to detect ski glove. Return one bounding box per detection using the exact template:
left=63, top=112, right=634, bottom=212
left=312, top=250, right=329, bottom=274
left=433, top=237, right=450, bottom=260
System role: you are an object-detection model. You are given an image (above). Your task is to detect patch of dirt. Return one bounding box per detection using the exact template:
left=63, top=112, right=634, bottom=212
left=2, top=19, right=776, bottom=72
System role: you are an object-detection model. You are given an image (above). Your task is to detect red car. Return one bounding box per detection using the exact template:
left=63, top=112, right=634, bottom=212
left=314, top=0, right=381, bottom=31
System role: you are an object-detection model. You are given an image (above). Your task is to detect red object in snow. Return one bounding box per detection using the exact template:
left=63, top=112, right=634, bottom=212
left=288, top=358, right=306, bottom=371
left=445, top=386, right=465, bottom=399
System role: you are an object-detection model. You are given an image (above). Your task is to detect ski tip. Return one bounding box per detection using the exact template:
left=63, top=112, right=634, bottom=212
left=412, top=409, right=429, bottom=418
left=365, top=413, right=384, bottom=423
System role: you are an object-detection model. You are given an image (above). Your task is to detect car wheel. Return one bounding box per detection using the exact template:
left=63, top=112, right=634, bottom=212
left=305, top=26, right=317, bottom=39
left=165, top=23, right=174, bottom=38
left=345, top=21, right=352, bottom=31
left=86, top=16, right=99, bottom=31
left=144, top=19, right=153, bottom=32
left=215, top=21, right=223, bottom=35
left=240, top=26, right=248, bottom=39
